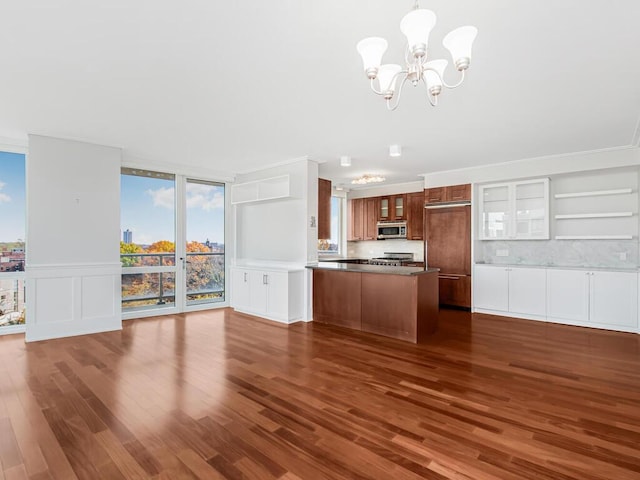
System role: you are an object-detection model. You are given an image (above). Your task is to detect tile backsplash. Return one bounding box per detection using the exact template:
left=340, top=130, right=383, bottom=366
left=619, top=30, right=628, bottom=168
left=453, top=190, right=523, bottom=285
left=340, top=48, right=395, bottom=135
left=478, top=239, right=639, bottom=269
left=347, top=240, right=424, bottom=261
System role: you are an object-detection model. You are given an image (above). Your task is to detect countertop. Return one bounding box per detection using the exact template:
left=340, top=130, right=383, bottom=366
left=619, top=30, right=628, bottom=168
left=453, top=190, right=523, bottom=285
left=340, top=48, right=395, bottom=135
left=474, top=262, right=639, bottom=272
left=307, top=262, right=439, bottom=276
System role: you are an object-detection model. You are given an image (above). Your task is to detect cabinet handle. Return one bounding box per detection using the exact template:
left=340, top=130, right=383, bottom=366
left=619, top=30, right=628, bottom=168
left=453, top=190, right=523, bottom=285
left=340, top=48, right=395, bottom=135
left=263, top=274, right=268, bottom=285
left=439, top=276, right=461, bottom=280
left=243, top=272, right=247, bottom=282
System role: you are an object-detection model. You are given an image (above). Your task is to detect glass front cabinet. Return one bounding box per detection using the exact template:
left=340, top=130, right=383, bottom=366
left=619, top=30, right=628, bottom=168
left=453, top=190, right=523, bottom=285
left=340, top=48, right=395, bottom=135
left=479, top=178, right=549, bottom=240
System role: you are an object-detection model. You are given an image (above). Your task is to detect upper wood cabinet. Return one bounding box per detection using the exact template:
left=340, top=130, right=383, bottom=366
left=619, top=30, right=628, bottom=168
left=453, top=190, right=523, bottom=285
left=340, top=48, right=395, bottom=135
left=347, top=197, right=378, bottom=241
left=406, top=192, right=424, bottom=240
left=318, top=178, right=331, bottom=239
left=347, top=198, right=364, bottom=241
left=379, top=194, right=406, bottom=220
left=425, top=184, right=471, bottom=204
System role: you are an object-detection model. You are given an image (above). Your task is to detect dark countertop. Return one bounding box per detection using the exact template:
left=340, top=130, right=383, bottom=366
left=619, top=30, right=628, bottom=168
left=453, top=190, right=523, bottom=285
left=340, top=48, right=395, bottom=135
left=307, top=262, right=439, bottom=276
left=317, top=256, right=368, bottom=263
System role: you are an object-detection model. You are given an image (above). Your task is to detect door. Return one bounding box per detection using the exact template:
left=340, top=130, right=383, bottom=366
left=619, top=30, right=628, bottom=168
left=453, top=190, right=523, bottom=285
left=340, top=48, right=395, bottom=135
left=590, top=271, right=638, bottom=327
left=508, top=267, right=546, bottom=316
left=473, top=266, right=508, bottom=311
left=121, top=170, right=226, bottom=317
left=183, top=178, right=226, bottom=309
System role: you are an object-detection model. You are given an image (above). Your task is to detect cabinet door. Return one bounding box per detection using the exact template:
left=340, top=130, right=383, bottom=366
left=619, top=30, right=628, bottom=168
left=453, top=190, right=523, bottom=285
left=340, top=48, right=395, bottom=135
left=265, top=271, right=289, bottom=320
left=248, top=271, right=268, bottom=314
left=406, top=192, right=424, bottom=240
left=473, top=266, right=508, bottom=311
left=439, top=274, right=471, bottom=308
left=231, top=268, right=251, bottom=310
left=508, top=267, right=546, bottom=316
left=546, top=269, right=589, bottom=322
left=514, top=179, right=549, bottom=239
left=479, top=184, right=510, bottom=240
left=426, top=205, right=471, bottom=274
left=590, top=271, right=638, bottom=327
left=446, top=184, right=471, bottom=202
left=347, top=199, right=364, bottom=241
left=425, top=187, right=445, bottom=204
left=379, top=197, right=390, bottom=220
left=364, top=198, right=378, bottom=240
left=392, top=194, right=406, bottom=220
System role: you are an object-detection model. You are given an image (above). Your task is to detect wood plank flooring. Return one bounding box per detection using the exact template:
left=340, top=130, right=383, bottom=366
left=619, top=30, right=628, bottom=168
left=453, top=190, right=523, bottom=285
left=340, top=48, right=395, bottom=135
left=0, top=308, right=639, bottom=479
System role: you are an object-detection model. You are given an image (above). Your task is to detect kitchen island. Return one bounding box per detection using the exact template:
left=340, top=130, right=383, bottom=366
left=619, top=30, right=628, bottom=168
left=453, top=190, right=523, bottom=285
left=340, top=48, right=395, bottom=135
left=307, top=263, right=440, bottom=343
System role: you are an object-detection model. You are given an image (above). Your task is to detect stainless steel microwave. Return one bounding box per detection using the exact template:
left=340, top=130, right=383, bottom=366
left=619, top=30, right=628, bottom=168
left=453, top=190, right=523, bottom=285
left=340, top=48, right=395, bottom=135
left=377, top=221, right=407, bottom=239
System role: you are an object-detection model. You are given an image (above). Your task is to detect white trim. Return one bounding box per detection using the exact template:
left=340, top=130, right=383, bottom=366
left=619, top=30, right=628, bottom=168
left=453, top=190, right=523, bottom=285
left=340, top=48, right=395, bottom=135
left=632, top=114, right=640, bottom=148
left=0, top=138, right=28, bottom=154
left=555, top=213, right=633, bottom=219
left=234, top=155, right=311, bottom=176
left=554, top=188, right=633, bottom=199
left=0, top=324, right=26, bottom=336
left=27, top=262, right=121, bottom=270
left=554, top=235, right=633, bottom=240
left=122, top=156, right=235, bottom=183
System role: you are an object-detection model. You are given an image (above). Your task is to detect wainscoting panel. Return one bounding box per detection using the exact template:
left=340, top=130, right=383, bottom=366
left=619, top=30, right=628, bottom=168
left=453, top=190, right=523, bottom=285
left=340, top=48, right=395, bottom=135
left=26, top=263, right=122, bottom=342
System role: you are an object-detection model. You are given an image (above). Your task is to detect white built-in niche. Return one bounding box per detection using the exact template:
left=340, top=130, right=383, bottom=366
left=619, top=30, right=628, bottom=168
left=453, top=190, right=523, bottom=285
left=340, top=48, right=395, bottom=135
left=552, top=168, right=638, bottom=240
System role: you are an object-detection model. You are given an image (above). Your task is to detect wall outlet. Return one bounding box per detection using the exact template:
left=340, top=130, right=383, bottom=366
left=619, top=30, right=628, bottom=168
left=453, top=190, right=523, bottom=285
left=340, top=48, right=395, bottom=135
left=619, top=252, right=627, bottom=261
left=496, top=249, right=509, bottom=257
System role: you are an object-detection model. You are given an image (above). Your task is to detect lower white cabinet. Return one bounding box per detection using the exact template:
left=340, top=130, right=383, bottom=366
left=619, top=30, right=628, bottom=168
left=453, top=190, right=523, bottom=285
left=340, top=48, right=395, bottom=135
left=547, top=269, right=638, bottom=330
left=474, top=264, right=638, bottom=332
left=231, top=267, right=304, bottom=323
left=474, top=265, right=546, bottom=318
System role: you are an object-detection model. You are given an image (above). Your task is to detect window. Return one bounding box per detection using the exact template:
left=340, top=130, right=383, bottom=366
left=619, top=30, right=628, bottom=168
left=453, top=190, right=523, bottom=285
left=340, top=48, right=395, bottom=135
left=120, top=168, right=226, bottom=315
left=0, top=151, right=26, bottom=332
left=319, top=196, right=342, bottom=254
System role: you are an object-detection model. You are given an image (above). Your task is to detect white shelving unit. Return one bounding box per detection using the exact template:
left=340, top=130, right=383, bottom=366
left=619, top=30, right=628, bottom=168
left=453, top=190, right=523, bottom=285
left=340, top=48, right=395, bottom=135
left=552, top=176, right=637, bottom=240
left=231, top=174, right=290, bottom=204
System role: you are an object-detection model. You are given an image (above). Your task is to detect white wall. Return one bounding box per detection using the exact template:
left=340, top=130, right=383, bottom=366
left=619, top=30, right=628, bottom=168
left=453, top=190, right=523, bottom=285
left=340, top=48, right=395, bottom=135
left=235, top=159, right=317, bottom=264
left=26, top=135, right=122, bottom=341
left=424, top=146, right=640, bottom=188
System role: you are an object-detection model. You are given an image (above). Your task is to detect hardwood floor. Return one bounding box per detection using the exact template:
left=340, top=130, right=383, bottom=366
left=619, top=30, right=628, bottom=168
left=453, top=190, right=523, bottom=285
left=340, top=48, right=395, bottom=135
left=1, top=308, right=639, bottom=479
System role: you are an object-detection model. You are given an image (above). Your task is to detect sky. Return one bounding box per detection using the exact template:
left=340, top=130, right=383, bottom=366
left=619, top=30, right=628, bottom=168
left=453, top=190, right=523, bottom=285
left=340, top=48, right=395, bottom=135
left=121, top=173, right=225, bottom=246
left=0, top=152, right=26, bottom=243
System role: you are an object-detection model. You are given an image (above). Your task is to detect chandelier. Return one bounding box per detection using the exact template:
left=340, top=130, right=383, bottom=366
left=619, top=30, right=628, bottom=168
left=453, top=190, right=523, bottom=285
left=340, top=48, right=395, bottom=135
left=356, top=2, right=477, bottom=111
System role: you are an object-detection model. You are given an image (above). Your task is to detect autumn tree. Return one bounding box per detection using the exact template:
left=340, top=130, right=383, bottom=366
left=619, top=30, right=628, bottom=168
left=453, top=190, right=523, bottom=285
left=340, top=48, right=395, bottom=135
left=120, top=241, right=143, bottom=267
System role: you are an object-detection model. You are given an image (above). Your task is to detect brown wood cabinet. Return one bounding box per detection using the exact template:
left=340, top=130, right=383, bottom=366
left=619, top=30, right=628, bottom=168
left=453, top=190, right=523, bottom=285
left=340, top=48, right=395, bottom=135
left=425, top=184, right=471, bottom=204
left=379, top=194, right=406, bottom=220
left=406, top=191, right=424, bottom=240
left=425, top=204, right=472, bottom=308
left=318, top=178, right=331, bottom=240
left=347, top=197, right=378, bottom=241
left=312, top=268, right=439, bottom=343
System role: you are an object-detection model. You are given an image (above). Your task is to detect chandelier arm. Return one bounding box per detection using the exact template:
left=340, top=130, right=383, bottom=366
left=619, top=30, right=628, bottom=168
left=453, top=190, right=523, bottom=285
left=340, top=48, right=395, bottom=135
left=441, top=68, right=466, bottom=89
left=369, top=78, right=385, bottom=96
left=386, top=75, right=410, bottom=111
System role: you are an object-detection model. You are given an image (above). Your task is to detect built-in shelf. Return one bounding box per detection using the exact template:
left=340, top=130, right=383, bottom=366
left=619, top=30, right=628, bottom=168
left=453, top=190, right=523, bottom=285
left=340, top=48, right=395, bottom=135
left=231, top=174, right=290, bottom=204
left=555, top=212, right=633, bottom=219
left=554, top=188, right=633, bottom=199
left=555, top=235, right=633, bottom=240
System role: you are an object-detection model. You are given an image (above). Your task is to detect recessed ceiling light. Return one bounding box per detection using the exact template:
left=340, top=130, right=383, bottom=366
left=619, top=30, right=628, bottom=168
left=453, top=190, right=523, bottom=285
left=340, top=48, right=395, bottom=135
left=340, top=155, right=352, bottom=167
left=389, top=145, right=402, bottom=157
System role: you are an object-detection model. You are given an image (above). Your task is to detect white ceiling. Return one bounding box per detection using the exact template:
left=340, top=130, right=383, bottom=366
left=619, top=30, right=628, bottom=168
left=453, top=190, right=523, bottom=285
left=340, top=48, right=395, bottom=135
left=0, top=1, right=639, bottom=189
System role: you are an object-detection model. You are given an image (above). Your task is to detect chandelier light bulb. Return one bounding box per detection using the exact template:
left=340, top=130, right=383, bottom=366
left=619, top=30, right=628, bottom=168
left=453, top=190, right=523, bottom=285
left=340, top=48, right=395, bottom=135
left=400, top=9, right=437, bottom=57
left=378, top=64, right=403, bottom=98
left=443, top=26, right=478, bottom=71
left=424, top=59, right=448, bottom=95
left=356, top=37, right=388, bottom=79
